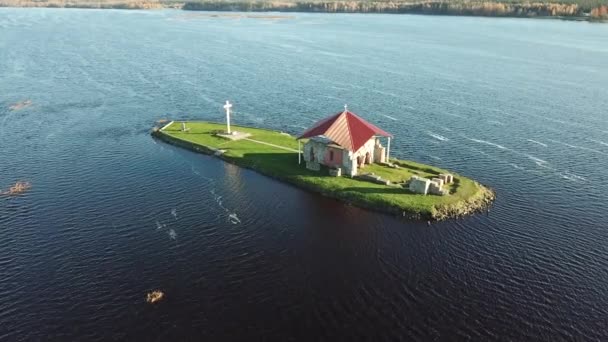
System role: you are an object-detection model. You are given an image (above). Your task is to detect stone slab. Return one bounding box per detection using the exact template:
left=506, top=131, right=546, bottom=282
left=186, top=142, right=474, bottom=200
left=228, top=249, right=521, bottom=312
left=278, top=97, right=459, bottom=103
left=432, top=178, right=444, bottom=187
left=358, top=173, right=390, bottom=185
left=429, top=182, right=443, bottom=195
left=439, top=173, right=454, bottom=184
left=409, top=177, right=431, bottom=195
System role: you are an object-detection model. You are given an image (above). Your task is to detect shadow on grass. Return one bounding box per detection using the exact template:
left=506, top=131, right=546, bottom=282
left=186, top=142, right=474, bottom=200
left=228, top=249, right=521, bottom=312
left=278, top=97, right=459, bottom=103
left=160, top=138, right=455, bottom=198
left=239, top=153, right=417, bottom=193
left=237, top=152, right=317, bottom=175
left=392, top=160, right=442, bottom=176
left=342, top=186, right=409, bottom=195
left=450, top=177, right=461, bottom=194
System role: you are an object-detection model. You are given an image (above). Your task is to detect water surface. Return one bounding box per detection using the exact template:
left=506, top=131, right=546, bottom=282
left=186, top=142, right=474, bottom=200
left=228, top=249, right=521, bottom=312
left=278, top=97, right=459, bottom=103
left=1, top=9, right=608, bottom=340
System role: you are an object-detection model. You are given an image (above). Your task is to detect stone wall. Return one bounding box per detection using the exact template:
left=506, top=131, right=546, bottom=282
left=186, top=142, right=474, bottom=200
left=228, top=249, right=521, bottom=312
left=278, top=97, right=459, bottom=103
left=303, top=140, right=329, bottom=165
left=342, top=149, right=357, bottom=176
left=374, top=139, right=386, bottom=163
left=352, top=138, right=377, bottom=174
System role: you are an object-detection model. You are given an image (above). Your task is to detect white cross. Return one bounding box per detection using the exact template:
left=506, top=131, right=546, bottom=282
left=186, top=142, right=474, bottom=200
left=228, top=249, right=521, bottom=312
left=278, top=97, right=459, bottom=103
left=344, top=104, right=348, bottom=111
left=223, top=100, right=233, bottom=134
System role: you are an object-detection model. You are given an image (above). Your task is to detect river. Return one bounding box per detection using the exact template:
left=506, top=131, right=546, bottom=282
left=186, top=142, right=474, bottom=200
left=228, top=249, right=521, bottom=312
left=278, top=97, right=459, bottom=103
left=1, top=8, right=608, bottom=340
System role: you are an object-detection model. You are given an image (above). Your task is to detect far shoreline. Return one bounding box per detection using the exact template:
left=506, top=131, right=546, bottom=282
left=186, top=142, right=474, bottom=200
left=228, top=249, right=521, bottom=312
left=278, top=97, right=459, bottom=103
left=1, top=1, right=606, bottom=23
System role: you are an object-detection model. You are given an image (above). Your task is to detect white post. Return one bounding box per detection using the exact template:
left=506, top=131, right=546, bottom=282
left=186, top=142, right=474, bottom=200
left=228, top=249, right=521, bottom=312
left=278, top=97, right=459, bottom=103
left=298, top=140, right=302, bottom=165
left=386, top=137, right=391, bottom=162
left=223, top=100, right=232, bottom=134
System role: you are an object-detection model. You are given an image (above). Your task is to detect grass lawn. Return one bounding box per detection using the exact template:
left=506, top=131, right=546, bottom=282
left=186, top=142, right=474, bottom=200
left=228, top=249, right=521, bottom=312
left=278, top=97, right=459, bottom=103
left=158, top=121, right=493, bottom=219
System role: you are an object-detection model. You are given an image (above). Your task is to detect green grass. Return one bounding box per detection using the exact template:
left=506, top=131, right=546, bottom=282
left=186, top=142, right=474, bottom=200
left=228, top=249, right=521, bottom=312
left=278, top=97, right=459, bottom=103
left=158, top=121, right=493, bottom=219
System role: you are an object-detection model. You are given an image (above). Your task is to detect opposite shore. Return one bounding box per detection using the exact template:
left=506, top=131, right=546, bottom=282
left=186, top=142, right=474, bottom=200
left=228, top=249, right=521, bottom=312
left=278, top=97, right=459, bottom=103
left=1, top=0, right=607, bottom=22
left=152, top=121, right=495, bottom=221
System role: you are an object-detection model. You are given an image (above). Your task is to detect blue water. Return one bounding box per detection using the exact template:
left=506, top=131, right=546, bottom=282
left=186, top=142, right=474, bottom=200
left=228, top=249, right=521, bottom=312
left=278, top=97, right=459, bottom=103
left=1, top=8, right=608, bottom=340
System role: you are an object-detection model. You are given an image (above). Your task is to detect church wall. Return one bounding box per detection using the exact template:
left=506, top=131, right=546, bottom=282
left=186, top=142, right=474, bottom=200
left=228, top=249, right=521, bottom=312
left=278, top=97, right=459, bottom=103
left=323, top=146, right=343, bottom=168
left=303, top=140, right=328, bottom=164
left=303, top=137, right=379, bottom=177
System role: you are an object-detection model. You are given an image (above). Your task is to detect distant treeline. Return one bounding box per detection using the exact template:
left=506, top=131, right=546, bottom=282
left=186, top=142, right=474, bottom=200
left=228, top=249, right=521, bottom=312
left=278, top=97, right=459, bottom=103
left=183, top=0, right=608, bottom=19
left=1, top=0, right=607, bottom=21
left=0, top=0, right=182, bottom=9
left=591, top=4, right=608, bottom=18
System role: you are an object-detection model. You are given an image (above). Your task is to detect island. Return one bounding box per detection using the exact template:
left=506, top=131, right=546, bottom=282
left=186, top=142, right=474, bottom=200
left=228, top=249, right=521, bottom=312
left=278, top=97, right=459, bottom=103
left=152, top=105, right=494, bottom=220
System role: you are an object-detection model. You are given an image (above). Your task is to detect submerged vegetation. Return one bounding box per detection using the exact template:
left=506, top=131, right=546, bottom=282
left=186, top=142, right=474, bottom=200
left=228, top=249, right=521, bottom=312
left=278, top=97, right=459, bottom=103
left=1, top=0, right=607, bottom=21
left=146, top=290, right=165, bottom=303
left=153, top=121, right=494, bottom=220
left=8, top=100, right=32, bottom=111
left=0, top=181, right=32, bottom=196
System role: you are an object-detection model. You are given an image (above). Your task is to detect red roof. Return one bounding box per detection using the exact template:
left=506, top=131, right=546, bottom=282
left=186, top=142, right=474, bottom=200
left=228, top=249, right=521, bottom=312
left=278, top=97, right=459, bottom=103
left=298, top=110, right=392, bottom=152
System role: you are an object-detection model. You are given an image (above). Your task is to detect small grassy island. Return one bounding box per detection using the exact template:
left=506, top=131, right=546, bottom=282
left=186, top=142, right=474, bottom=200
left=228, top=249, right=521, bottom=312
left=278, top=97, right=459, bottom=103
left=152, top=120, right=494, bottom=220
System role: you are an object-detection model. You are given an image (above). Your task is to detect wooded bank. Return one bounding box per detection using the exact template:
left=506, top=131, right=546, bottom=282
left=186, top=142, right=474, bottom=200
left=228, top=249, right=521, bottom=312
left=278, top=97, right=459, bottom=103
left=1, top=0, right=607, bottom=21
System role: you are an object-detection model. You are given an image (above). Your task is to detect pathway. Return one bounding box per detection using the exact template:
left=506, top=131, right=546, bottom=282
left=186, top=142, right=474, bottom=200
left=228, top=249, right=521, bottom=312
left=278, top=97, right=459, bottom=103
left=244, top=138, right=299, bottom=153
